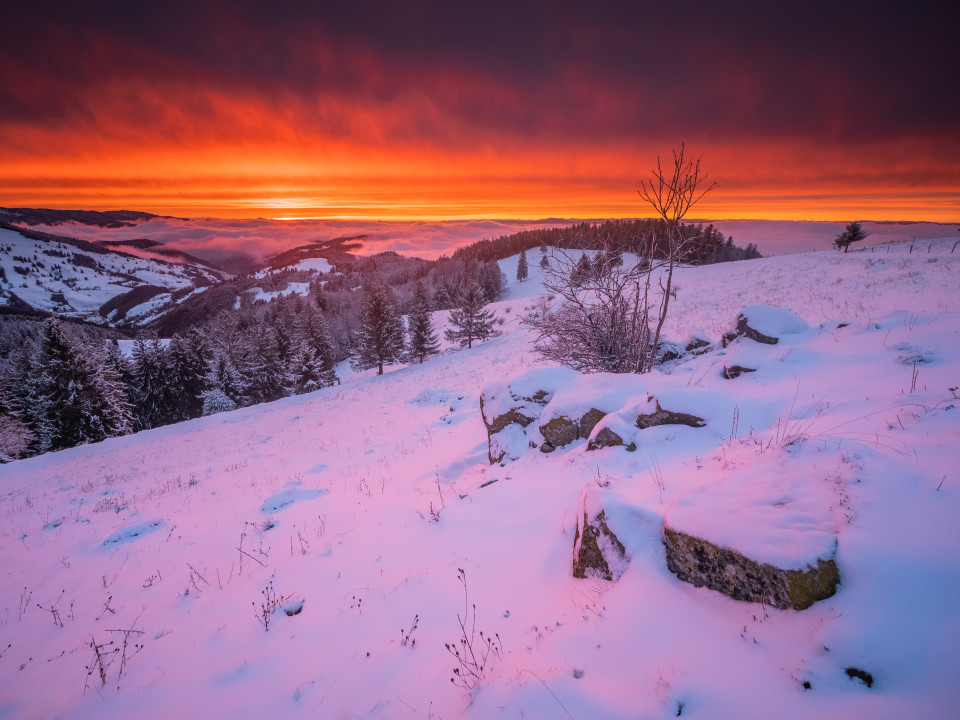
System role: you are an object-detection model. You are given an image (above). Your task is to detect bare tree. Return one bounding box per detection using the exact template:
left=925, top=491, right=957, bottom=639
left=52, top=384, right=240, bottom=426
left=638, top=144, right=716, bottom=370
left=526, top=145, right=715, bottom=374
left=525, top=238, right=655, bottom=374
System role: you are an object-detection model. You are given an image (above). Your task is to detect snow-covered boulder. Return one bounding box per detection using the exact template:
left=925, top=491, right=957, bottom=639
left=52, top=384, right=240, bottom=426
left=572, top=487, right=629, bottom=581
left=722, top=364, right=757, bottom=380
left=725, top=304, right=810, bottom=346
left=538, top=372, right=648, bottom=450
left=663, top=528, right=839, bottom=610
left=663, top=448, right=841, bottom=610
left=586, top=412, right=637, bottom=452
left=540, top=407, right=606, bottom=451
left=488, top=424, right=528, bottom=465
left=685, top=333, right=712, bottom=355
left=634, top=395, right=706, bottom=430
left=480, top=367, right=577, bottom=436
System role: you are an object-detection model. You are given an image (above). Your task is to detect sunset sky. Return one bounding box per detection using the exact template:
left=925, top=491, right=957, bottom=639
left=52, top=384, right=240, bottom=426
left=1, top=1, right=956, bottom=222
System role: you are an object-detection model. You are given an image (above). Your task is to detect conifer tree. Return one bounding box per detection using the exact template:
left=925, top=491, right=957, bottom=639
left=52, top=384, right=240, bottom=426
left=299, top=306, right=339, bottom=387
left=104, top=340, right=133, bottom=390
left=165, top=331, right=207, bottom=421
left=516, top=249, right=529, bottom=282
left=540, top=253, right=549, bottom=269
left=0, top=384, right=34, bottom=461
left=834, top=222, right=868, bottom=253
left=478, top=260, right=506, bottom=302
left=241, top=322, right=290, bottom=403
left=571, top=253, right=593, bottom=285
left=352, top=282, right=406, bottom=374
left=444, top=280, right=497, bottom=349
left=28, top=321, right=132, bottom=451
left=407, top=279, right=440, bottom=363
left=131, top=338, right=170, bottom=430
left=201, top=352, right=244, bottom=414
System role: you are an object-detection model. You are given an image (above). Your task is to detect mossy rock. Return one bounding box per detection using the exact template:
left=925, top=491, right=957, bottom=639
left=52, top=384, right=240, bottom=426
left=541, top=415, right=579, bottom=447
left=722, top=365, right=757, bottom=379
left=573, top=508, right=628, bottom=581
left=636, top=401, right=705, bottom=430
left=734, top=313, right=779, bottom=345
left=586, top=426, right=625, bottom=451
left=480, top=394, right=539, bottom=435
left=685, top=337, right=712, bottom=355
left=540, top=408, right=608, bottom=449
left=488, top=424, right=528, bottom=465
left=663, top=526, right=839, bottom=610
left=578, top=408, right=607, bottom=439
left=520, top=389, right=550, bottom=403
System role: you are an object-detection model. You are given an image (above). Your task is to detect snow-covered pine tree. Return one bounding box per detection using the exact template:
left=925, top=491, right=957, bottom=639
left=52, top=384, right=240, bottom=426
left=540, top=253, right=549, bottom=269
left=104, top=340, right=134, bottom=392
left=516, top=249, right=529, bottom=282
left=88, top=347, right=134, bottom=440
left=299, top=306, right=339, bottom=387
left=432, top=284, right=452, bottom=309
left=478, top=260, right=506, bottom=302
left=201, top=352, right=244, bottom=414
left=131, top=338, right=171, bottom=430
left=165, top=331, right=208, bottom=421
left=28, top=321, right=132, bottom=451
left=289, top=346, right=322, bottom=395
left=352, top=282, right=406, bottom=375
left=407, top=279, right=440, bottom=363
left=241, top=322, right=291, bottom=404
left=444, top=280, right=497, bottom=349
left=0, top=384, right=34, bottom=461
left=571, top=253, right=593, bottom=285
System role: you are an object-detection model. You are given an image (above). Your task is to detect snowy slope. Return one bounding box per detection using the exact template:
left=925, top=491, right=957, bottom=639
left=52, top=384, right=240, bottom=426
left=1, top=238, right=959, bottom=719
left=0, top=226, right=224, bottom=325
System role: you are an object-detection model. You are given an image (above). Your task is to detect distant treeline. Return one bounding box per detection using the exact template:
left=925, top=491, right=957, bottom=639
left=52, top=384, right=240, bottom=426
left=451, top=219, right=760, bottom=266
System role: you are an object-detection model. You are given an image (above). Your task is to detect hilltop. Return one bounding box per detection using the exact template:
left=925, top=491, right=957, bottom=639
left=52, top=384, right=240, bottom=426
left=1, top=237, right=958, bottom=718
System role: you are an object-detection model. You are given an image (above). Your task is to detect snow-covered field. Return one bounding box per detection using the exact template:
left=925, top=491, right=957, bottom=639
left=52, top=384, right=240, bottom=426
left=0, top=227, right=221, bottom=323
left=2, top=239, right=959, bottom=719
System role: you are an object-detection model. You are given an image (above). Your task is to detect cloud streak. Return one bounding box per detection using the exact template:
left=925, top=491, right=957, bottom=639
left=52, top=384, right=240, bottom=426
left=1, top=2, right=956, bottom=223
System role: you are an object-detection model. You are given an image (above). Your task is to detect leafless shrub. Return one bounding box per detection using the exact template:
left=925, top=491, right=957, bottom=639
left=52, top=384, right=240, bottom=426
left=526, top=145, right=715, bottom=374
left=445, top=568, right=502, bottom=692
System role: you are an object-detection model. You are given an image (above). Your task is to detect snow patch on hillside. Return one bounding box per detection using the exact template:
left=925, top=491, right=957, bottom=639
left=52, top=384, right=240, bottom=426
left=1, top=236, right=959, bottom=719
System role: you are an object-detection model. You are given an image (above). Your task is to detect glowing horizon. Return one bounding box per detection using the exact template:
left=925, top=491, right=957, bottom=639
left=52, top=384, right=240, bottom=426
left=1, top=4, right=956, bottom=226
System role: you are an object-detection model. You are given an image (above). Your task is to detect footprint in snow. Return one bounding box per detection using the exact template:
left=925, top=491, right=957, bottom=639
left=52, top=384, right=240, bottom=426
left=260, top=487, right=328, bottom=513
left=102, top=520, right=165, bottom=546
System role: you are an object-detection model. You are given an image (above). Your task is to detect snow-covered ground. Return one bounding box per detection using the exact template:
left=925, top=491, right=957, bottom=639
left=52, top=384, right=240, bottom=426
left=2, top=238, right=959, bottom=719
left=28, top=216, right=959, bottom=261
left=257, top=257, right=333, bottom=277
left=0, top=227, right=221, bottom=324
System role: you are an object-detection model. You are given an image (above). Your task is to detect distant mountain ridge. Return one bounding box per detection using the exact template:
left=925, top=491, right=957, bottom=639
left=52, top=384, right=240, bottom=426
left=0, top=206, right=169, bottom=228
left=0, top=222, right=225, bottom=327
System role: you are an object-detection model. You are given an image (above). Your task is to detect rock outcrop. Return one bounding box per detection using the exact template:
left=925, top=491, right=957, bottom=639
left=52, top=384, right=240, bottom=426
left=722, top=365, right=757, bottom=379
left=488, top=424, right=528, bottom=465
left=723, top=304, right=810, bottom=347
left=635, top=397, right=706, bottom=430
left=585, top=412, right=638, bottom=452
left=662, top=444, right=842, bottom=610
left=663, top=527, right=839, bottom=610
left=481, top=367, right=578, bottom=463
left=480, top=367, right=578, bottom=438
left=572, top=489, right=629, bottom=581
left=540, top=407, right=608, bottom=451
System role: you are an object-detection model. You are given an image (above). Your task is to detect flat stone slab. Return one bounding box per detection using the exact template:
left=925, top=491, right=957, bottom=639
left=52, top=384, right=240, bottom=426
left=663, top=526, right=839, bottom=610
left=663, top=445, right=840, bottom=609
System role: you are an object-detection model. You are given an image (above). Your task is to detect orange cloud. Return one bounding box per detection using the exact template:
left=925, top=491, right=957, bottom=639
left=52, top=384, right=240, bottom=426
left=1, top=4, right=956, bottom=223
